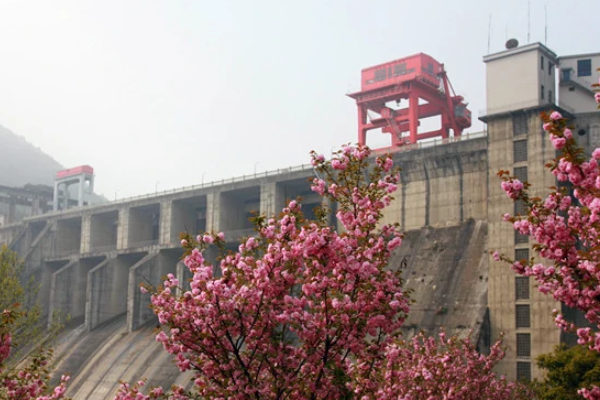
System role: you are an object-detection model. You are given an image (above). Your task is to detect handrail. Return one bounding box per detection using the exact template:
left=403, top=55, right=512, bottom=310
left=373, top=130, right=487, bottom=155
left=0, top=130, right=488, bottom=228
left=478, top=100, right=573, bottom=118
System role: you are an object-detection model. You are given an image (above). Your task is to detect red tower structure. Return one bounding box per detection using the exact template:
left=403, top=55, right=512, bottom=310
left=347, top=53, right=471, bottom=149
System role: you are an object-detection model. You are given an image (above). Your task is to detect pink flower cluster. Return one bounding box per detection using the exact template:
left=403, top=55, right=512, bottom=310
left=119, top=144, right=528, bottom=399
left=0, top=308, right=69, bottom=400
left=499, top=104, right=600, bottom=399
left=353, top=331, right=529, bottom=399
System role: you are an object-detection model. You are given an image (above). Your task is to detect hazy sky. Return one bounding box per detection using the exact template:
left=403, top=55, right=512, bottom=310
left=0, top=0, right=598, bottom=199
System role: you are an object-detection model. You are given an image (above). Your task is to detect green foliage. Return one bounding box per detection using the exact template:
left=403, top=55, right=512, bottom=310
left=0, top=245, right=42, bottom=359
left=532, top=344, right=600, bottom=400
left=0, top=245, right=65, bottom=364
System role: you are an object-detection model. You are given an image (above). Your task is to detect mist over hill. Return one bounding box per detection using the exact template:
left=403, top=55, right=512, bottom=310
left=0, top=123, right=62, bottom=187
left=0, top=123, right=107, bottom=207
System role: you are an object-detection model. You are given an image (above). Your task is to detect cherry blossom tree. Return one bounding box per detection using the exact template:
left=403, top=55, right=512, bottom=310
left=497, top=73, right=600, bottom=399
left=115, top=145, right=529, bottom=400
left=355, top=331, right=528, bottom=400
left=0, top=305, right=69, bottom=400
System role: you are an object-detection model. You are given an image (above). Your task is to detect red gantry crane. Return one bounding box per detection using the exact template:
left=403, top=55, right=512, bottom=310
left=347, top=53, right=471, bottom=150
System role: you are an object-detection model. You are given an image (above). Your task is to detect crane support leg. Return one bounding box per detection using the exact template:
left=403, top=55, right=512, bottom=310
left=409, top=94, right=419, bottom=144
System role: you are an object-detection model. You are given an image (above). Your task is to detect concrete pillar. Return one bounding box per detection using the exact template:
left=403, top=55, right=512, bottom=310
left=63, top=183, right=70, bottom=210
left=176, top=260, right=190, bottom=293
left=48, top=259, right=78, bottom=327
left=7, top=196, right=15, bottom=224
left=116, top=208, right=129, bottom=250
left=87, top=254, right=144, bottom=331
left=127, top=251, right=160, bottom=332
left=53, top=182, right=59, bottom=211
left=205, top=192, right=218, bottom=232
left=78, top=176, right=84, bottom=207
left=260, top=182, right=275, bottom=216
left=80, top=215, right=92, bottom=254
left=159, top=200, right=172, bottom=245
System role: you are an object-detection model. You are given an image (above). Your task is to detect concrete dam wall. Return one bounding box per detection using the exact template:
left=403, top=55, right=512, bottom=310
left=44, top=219, right=489, bottom=399
left=0, top=134, right=490, bottom=398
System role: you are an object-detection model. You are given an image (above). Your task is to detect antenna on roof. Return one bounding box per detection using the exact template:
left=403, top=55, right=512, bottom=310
left=544, top=4, right=548, bottom=45
left=487, top=14, right=492, bottom=54
left=527, top=1, right=531, bottom=43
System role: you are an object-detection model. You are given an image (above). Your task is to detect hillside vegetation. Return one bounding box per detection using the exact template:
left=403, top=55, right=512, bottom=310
left=0, top=124, right=62, bottom=187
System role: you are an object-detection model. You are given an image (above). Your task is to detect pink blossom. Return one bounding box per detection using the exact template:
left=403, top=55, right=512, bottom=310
left=498, top=96, right=600, bottom=397
left=564, top=128, right=573, bottom=139
left=310, top=153, right=325, bottom=166
left=115, top=141, right=530, bottom=400
left=551, top=136, right=567, bottom=150
left=202, top=234, right=214, bottom=244
left=331, top=159, right=347, bottom=170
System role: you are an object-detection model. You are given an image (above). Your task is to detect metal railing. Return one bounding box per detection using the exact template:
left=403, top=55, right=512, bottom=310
left=1, top=163, right=317, bottom=225
left=0, top=129, right=489, bottom=229
left=374, top=130, right=487, bottom=154
left=478, top=100, right=573, bottom=119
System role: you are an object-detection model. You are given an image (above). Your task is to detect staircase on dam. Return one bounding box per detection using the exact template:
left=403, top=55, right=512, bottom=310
left=0, top=133, right=491, bottom=399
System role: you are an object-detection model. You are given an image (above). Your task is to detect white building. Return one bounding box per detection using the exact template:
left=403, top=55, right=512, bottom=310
left=558, top=52, right=600, bottom=113
left=482, top=41, right=600, bottom=381
left=484, top=42, right=558, bottom=116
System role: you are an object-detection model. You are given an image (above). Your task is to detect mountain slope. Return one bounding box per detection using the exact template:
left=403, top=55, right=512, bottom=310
left=0, top=124, right=63, bottom=187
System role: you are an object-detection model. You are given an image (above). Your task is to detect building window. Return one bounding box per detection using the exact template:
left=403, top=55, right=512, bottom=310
left=374, top=68, right=387, bottom=82
left=515, top=230, right=529, bottom=244
left=516, top=333, right=531, bottom=357
left=541, top=55, right=544, bottom=70
left=513, top=140, right=528, bottom=162
left=541, top=84, right=545, bottom=100
left=515, top=199, right=528, bottom=216
left=394, top=63, right=407, bottom=76
left=549, top=62, right=554, bottom=75
left=515, top=248, right=529, bottom=262
left=517, top=362, right=532, bottom=381
left=515, top=276, right=530, bottom=300
left=578, top=59, right=592, bottom=77
left=513, top=114, right=528, bottom=135
left=514, top=166, right=528, bottom=183
left=516, top=304, right=531, bottom=328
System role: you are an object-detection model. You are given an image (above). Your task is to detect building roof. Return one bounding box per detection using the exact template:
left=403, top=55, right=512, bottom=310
left=558, top=52, right=600, bottom=61
left=483, top=42, right=557, bottom=63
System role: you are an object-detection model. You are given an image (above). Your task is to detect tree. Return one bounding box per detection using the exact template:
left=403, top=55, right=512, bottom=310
left=115, top=145, right=529, bottom=400
left=0, top=246, right=69, bottom=400
left=532, top=344, right=600, bottom=400
left=497, top=72, right=600, bottom=399
left=0, top=245, right=42, bottom=361
left=0, top=245, right=65, bottom=364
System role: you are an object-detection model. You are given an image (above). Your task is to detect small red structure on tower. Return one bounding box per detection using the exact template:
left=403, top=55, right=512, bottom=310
left=347, top=53, right=471, bottom=149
